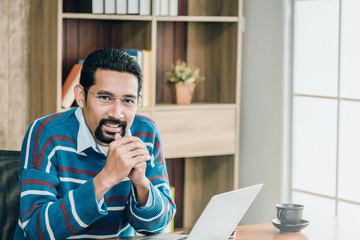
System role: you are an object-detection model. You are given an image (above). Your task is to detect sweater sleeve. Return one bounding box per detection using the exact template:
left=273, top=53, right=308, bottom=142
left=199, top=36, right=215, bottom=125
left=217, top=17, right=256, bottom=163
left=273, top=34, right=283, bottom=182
left=128, top=118, right=176, bottom=234
left=17, top=119, right=106, bottom=239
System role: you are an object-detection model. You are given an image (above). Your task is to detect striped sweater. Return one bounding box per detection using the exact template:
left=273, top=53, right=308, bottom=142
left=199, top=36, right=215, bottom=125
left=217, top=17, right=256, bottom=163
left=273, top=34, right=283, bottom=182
left=14, top=108, right=176, bottom=239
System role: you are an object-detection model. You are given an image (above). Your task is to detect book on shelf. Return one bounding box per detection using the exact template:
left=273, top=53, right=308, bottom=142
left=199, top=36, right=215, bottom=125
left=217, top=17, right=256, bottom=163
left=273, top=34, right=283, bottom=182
left=124, top=49, right=143, bottom=70
left=124, top=49, right=152, bottom=108
left=139, top=0, right=151, bottom=15
left=104, top=0, right=116, bottom=14
left=142, top=50, right=152, bottom=107
left=78, top=0, right=104, bottom=14
left=155, top=0, right=160, bottom=15
left=127, top=0, right=139, bottom=14
left=169, top=0, right=178, bottom=16
left=160, top=0, right=169, bottom=16
left=76, top=0, right=177, bottom=16
left=62, top=61, right=83, bottom=109
left=116, top=0, right=127, bottom=14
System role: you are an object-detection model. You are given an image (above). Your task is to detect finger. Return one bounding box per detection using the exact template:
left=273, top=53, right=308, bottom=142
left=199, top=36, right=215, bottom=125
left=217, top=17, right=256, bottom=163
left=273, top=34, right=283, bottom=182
left=115, top=132, right=121, bottom=140
left=110, top=136, right=140, bottom=147
left=109, top=133, right=127, bottom=149
left=130, top=155, right=151, bottom=165
left=132, top=161, right=146, bottom=169
left=113, top=138, right=149, bottom=152
left=123, top=148, right=150, bottom=161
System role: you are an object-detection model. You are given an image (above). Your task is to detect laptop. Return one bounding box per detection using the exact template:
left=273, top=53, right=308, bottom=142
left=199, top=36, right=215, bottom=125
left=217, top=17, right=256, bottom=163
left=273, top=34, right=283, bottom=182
left=140, top=183, right=263, bottom=240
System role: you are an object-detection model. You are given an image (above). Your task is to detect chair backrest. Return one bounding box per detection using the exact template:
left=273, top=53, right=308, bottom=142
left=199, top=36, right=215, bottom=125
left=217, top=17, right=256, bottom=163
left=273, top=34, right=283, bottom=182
left=0, top=150, right=21, bottom=240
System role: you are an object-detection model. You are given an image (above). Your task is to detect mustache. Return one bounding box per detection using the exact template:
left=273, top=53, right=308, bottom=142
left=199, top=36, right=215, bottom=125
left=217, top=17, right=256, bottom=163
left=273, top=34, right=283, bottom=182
left=99, top=118, right=127, bottom=128
left=95, top=118, right=128, bottom=144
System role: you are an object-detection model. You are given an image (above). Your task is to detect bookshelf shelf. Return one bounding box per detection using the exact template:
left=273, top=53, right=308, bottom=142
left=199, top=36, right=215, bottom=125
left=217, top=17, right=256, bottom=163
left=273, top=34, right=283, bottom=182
left=141, top=103, right=238, bottom=110
left=156, top=16, right=238, bottom=22
left=62, top=13, right=238, bottom=23
left=30, top=0, right=243, bottom=229
left=62, top=12, right=154, bottom=21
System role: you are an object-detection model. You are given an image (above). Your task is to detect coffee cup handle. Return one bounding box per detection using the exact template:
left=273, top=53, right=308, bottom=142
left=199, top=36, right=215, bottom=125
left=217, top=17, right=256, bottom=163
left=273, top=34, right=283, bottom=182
left=277, top=210, right=284, bottom=222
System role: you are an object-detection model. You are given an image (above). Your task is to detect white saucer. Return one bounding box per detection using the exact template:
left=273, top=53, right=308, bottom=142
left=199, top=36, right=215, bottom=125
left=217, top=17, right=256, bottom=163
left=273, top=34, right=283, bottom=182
left=272, top=218, right=309, bottom=232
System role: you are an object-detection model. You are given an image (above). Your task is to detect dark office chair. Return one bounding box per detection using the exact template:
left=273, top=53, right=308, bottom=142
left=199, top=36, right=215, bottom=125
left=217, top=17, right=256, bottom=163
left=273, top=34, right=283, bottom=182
left=0, top=150, right=21, bottom=239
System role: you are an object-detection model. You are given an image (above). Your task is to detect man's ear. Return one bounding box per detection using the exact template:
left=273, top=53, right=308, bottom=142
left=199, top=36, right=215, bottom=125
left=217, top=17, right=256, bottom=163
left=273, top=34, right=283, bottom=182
left=74, top=84, right=85, bottom=108
left=137, top=94, right=142, bottom=107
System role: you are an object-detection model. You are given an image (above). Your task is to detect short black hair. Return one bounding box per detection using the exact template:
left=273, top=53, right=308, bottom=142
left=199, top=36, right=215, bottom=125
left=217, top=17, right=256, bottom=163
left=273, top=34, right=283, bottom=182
left=80, top=48, right=143, bottom=99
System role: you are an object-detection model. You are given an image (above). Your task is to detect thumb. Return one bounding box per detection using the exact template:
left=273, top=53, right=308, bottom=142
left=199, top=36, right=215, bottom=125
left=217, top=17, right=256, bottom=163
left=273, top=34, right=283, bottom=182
left=115, top=132, right=121, bottom=140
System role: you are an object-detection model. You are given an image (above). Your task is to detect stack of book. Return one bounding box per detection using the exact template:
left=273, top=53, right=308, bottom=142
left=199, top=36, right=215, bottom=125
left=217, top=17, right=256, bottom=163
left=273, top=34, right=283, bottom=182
left=157, top=0, right=178, bottom=16
left=124, top=49, right=152, bottom=108
left=78, top=0, right=178, bottom=16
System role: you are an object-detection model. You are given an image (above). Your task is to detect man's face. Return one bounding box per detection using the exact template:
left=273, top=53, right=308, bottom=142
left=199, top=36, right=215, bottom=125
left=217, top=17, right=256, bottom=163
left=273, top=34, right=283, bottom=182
left=79, top=69, right=139, bottom=146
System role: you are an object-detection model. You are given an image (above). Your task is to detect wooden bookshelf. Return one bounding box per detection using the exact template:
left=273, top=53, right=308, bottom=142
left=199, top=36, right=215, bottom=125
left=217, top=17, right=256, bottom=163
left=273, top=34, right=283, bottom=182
left=30, top=0, right=243, bottom=229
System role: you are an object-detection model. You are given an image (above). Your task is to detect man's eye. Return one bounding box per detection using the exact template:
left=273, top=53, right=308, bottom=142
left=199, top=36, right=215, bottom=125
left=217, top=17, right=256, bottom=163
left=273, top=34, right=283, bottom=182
left=122, top=98, right=135, bottom=104
left=98, top=95, right=112, bottom=101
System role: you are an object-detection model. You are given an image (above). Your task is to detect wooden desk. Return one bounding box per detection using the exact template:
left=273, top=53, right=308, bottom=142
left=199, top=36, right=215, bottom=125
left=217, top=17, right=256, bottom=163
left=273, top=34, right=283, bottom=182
left=235, top=217, right=360, bottom=240
left=235, top=223, right=306, bottom=240
left=110, top=217, right=360, bottom=239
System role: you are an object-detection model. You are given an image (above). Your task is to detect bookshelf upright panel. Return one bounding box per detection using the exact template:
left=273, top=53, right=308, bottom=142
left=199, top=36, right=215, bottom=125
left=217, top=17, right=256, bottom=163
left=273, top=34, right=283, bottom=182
left=30, top=0, right=61, bottom=121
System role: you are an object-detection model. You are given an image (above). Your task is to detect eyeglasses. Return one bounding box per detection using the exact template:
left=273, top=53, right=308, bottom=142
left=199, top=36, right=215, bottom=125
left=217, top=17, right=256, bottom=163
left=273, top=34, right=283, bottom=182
left=83, top=86, right=137, bottom=106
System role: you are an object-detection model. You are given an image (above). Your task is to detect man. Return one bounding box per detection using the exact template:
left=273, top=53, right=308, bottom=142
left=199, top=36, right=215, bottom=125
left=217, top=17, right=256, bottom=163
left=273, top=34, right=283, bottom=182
left=14, top=48, right=176, bottom=239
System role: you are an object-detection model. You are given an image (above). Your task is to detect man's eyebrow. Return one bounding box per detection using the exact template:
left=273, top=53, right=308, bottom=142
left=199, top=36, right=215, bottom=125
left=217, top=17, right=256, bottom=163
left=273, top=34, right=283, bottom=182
left=123, top=94, right=138, bottom=99
left=96, top=90, right=137, bottom=99
left=96, top=90, right=115, bottom=96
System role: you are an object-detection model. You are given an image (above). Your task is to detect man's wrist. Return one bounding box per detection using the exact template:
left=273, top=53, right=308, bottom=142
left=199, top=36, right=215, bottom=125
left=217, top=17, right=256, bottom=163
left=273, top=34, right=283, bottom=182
left=133, top=178, right=150, bottom=207
left=133, top=178, right=150, bottom=189
left=93, top=171, right=116, bottom=201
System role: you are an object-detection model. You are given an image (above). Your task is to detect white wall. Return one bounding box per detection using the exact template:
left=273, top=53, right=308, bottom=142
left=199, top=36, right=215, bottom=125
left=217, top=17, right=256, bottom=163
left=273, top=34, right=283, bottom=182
left=239, top=0, right=288, bottom=224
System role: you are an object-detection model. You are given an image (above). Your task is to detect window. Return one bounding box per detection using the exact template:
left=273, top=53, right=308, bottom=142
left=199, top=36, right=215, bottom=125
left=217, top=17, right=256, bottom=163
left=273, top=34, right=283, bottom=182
left=292, top=0, right=360, bottom=220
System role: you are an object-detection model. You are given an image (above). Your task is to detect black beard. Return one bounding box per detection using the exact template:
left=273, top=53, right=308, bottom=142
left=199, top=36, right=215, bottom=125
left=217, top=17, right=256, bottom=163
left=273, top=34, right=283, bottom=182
left=94, top=118, right=127, bottom=144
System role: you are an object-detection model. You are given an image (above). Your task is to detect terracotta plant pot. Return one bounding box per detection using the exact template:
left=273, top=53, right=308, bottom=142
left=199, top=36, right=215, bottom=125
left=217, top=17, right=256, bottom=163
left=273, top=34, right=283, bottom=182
left=168, top=83, right=196, bottom=105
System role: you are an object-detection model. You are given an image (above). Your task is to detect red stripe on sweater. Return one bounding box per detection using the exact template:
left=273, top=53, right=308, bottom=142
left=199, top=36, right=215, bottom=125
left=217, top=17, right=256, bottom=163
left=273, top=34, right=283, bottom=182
left=134, top=132, right=155, bottom=138
left=59, top=167, right=97, bottom=176
left=33, top=113, right=62, bottom=169
left=149, top=175, right=168, bottom=181
left=128, top=202, right=168, bottom=227
left=134, top=132, right=162, bottom=165
left=36, top=136, right=76, bottom=169
left=61, top=201, right=78, bottom=233
left=134, top=115, right=164, bottom=165
left=166, top=213, right=173, bottom=224
left=105, top=197, right=129, bottom=203
left=154, top=140, right=162, bottom=164
left=37, top=211, right=44, bottom=240
left=23, top=204, right=40, bottom=216
left=22, top=179, right=56, bottom=190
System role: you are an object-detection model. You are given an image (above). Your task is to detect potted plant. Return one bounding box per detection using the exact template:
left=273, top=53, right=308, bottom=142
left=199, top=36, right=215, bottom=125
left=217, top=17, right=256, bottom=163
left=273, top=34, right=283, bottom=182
left=165, top=60, right=205, bottom=105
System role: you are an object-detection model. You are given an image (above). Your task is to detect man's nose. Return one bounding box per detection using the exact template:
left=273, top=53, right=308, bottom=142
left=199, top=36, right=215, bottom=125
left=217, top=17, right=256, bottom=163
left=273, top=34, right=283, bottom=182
left=108, top=100, right=124, bottom=119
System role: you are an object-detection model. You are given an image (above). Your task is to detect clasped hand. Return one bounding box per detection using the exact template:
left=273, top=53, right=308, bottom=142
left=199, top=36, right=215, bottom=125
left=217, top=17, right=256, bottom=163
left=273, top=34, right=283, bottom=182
left=105, top=133, right=151, bottom=186
left=94, top=133, right=151, bottom=202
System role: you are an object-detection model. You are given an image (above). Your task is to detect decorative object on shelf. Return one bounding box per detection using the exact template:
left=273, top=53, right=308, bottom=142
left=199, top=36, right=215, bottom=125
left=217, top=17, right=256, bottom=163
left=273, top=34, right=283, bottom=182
left=165, top=60, right=205, bottom=105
